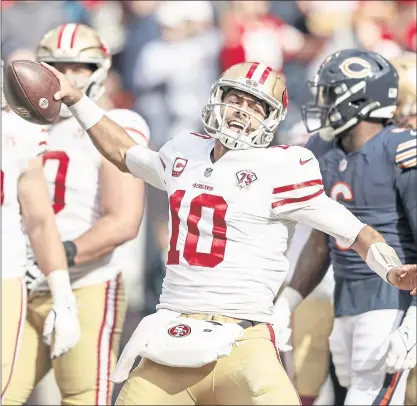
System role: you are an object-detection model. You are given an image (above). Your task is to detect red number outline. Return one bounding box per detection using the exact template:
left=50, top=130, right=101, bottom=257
left=42, top=151, right=70, bottom=214
left=167, top=191, right=228, bottom=268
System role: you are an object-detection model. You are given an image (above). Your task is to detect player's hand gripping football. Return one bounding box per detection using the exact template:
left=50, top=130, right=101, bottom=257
left=387, top=264, right=417, bottom=295
left=40, top=62, right=83, bottom=107
left=43, top=291, right=81, bottom=359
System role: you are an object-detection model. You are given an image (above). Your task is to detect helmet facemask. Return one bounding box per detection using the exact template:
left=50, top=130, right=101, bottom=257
left=301, top=50, right=399, bottom=141
left=202, top=83, right=285, bottom=150
left=302, top=79, right=385, bottom=141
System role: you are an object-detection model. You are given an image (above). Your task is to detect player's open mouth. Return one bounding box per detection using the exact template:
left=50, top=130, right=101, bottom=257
left=227, top=120, right=249, bottom=134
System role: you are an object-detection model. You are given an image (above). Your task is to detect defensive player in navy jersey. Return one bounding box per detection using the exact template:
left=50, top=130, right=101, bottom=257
left=275, top=49, right=417, bottom=405
left=391, top=52, right=417, bottom=406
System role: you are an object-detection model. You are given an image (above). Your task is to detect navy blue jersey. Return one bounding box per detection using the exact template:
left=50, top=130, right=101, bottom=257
left=306, top=126, right=417, bottom=316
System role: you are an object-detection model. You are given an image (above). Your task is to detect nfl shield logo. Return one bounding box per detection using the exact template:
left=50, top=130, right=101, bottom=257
left=204, top=168, right=213, bottom=177
left=339, top=159, right=348, bottom=172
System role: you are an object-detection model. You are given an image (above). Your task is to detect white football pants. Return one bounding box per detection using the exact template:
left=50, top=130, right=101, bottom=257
left=329, top=309, right=410, bottom=405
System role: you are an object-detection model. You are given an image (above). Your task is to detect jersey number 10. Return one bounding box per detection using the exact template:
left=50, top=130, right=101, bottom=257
left=167, top=191, right=228, bottom=268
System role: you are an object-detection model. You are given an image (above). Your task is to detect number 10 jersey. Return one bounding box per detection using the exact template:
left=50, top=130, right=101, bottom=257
left=129, top=132, right=364, bottom=322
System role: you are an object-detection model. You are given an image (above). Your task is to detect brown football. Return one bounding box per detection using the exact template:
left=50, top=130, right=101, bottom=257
left=3, top=60, right=61, bottom=125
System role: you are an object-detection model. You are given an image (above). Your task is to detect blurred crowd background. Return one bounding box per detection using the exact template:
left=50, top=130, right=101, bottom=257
left=2, top=0, right=416, bottom=403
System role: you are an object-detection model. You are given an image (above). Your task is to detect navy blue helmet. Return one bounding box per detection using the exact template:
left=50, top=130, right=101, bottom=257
left=302, top=49, right=399, bottom=140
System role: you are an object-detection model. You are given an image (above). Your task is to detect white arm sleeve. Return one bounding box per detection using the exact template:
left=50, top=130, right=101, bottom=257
left=125, top=145, right=165, bottom=191
left=271, top=147, right=365, bottom=248
left=282, top=193, right=366, bottom=248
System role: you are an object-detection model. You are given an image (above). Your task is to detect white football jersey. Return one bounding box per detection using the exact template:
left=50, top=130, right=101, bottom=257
left=28, top=109, right=150, bottom=289
left=2, top=109, right=47, bottom=279
left=126, top=132, right=364, bottom=322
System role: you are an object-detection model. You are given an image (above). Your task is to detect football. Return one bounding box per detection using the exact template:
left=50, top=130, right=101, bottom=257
left=3, top=60, right=61, bottom=125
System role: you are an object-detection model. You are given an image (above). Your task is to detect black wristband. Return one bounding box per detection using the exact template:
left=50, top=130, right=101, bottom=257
left=63, top=241, right=77, bottom=267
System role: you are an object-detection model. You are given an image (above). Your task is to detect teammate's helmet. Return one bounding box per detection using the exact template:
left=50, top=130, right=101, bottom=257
left=390, top=53, right=416, bottom=123
left=302, top=49, right=399, bottom=141
left=202, top=62, right=288, bottom=150
left=36, top=24, right=111, bottom=106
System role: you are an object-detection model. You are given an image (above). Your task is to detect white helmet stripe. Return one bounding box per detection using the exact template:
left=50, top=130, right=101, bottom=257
left=250, top=63, right=272, bottom=84
left=57, top=23, right=78, bottom=50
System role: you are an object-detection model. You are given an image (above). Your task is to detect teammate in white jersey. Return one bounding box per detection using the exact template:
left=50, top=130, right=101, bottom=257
left=4, top=25, right=149, bottom=406
left=44, top=60, right=416, bottom=405
left=1, top=65, right=79, bottom=399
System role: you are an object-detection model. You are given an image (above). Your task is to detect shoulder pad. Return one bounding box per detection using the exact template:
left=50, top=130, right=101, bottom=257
left=106, top=109, right=150, bottom=147
left=386, top=127, right=417, bottom=169
left=268, top=144, right=317, bottom=166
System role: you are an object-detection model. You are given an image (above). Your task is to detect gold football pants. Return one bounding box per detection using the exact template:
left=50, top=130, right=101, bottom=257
left=116, top=313, right=301, bottom=405
left=4, top=274, right=126, bottom=405
left=289, top=296, right=334, bottom=404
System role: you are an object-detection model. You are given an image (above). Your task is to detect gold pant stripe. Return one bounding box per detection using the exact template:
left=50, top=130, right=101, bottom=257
left=1, top=277, right=27, bottom=398
left=96, top=273, right=122, bottom=405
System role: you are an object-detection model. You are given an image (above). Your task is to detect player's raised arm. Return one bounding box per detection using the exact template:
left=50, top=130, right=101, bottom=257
left=271, top=148, right=417, bottom=294
left=41, top=62, right=164, bottom=189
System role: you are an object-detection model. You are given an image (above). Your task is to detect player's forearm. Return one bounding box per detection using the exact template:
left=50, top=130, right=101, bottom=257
left=289, top=229, right=331, bottom=298
left=28, top=217, right=68, bottom=276
left=71, top=214, right=141, bottom=265
left=87, top=116, right=136, bottom=173
left=350, top=225, right=386, bottom=261
left=67, top=95, right=136, bottom=173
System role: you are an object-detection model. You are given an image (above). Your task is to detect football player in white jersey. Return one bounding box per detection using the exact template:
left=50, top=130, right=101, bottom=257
left=4, top=25, right=149, bottom=406
left=1, top=63, right=80, bottom=399
left=43, top=60, right=416, bottom=405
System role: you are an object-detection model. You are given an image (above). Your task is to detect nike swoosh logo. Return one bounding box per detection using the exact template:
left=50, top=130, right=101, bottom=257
left=299, top=158, right=313, bottom=165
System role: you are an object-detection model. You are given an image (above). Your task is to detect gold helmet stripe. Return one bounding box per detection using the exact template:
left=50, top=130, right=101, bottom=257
left=57, top=23, right=79, bottom=50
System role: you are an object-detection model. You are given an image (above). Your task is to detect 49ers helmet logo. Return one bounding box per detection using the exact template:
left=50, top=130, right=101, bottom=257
left=168, top=324, right=191, bottom=338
